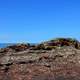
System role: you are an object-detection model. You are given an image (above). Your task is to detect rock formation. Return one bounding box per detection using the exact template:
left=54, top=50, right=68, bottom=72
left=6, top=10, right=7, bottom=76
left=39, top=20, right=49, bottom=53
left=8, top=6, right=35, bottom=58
left=0, top=38, right=80, bottom=80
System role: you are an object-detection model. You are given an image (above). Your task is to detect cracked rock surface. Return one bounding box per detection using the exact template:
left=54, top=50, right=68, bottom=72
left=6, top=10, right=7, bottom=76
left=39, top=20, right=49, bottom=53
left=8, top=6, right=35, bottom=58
left=0, top=46, right=80, bottom=80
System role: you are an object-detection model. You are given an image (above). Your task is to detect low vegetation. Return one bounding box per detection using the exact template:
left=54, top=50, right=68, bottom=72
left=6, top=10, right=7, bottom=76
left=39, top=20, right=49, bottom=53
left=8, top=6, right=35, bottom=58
left=0, top=38, right=80, bottom=53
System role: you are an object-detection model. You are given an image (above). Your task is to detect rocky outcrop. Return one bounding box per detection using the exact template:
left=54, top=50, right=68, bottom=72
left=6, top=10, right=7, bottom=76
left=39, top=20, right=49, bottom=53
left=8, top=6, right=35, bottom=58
left=42, top=38, right=80, bottom=49
left=7, top=43, right=30, bottom=52
left=0, top=38, right=80, bottom=80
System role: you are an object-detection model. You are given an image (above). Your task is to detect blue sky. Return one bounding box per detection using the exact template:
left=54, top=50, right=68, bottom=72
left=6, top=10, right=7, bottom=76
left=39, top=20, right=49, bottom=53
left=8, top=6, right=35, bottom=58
left=0, top=0, right=80, bottom=43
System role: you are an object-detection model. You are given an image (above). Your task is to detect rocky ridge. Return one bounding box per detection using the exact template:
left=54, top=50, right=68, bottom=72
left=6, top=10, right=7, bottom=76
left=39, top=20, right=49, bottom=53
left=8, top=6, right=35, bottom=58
left=0, top=38, right=80, bottom=80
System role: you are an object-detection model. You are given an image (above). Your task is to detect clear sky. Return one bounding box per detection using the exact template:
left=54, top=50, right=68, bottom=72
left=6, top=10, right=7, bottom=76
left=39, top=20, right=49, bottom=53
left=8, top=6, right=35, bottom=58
left=0, top=0, right=80, bottom=43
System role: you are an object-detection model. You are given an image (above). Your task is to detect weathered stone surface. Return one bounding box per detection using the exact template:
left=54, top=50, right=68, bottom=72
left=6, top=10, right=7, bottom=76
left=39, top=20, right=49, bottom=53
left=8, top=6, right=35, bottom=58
left=0, top=38, right=80, bottom=80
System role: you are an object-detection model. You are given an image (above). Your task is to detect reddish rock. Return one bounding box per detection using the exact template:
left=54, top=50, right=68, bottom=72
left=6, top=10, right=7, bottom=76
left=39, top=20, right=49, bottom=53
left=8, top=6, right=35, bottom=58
left=0, top=38, right=80, bottom=80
